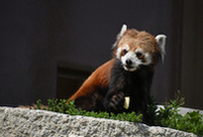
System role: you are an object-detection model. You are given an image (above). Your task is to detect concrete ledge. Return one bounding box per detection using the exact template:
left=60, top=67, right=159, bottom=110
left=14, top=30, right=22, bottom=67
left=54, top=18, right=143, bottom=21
left=0, top=107, right=197, bottom=137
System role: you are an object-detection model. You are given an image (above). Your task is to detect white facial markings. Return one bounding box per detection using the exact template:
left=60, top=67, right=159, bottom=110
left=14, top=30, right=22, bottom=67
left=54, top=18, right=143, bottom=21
left=121, top=51, right=136, bottom=64
left=142, top=53, right=152, bottom=65
left=125, top=44, right=130, bottom=51
left=123, top=66, right=137, bottom=72
left=119, top=47, right=153, bottom=72
left=116, top=44, right=130, bottom=59
left=135, top=48, right=152, bottom=65
left=116, top=47, right=122, bottom=59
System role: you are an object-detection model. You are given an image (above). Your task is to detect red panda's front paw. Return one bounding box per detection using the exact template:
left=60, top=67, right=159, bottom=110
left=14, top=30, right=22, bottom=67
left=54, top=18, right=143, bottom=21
left=105, top=91, right=125, bottom=111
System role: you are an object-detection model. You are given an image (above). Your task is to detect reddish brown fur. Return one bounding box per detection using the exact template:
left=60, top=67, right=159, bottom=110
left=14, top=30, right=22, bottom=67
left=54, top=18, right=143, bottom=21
left=69, top=59, right=115, bottom=101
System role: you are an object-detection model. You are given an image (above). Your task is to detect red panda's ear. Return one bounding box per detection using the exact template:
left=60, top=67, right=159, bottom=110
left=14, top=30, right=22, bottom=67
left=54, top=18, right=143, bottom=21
left=155, top=34, right=167, bottom=62
left=120, top=24, right=127, bottom=36
left=112, top=24, right=128, bottom=49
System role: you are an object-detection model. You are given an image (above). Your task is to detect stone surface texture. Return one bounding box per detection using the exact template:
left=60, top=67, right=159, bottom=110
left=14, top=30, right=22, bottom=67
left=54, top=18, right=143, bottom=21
left=0, top=107, right=198, bottom=137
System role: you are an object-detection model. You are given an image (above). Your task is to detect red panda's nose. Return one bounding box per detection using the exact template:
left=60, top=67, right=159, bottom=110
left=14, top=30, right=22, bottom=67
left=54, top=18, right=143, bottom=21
left=126, top=59, right=132, bottom=66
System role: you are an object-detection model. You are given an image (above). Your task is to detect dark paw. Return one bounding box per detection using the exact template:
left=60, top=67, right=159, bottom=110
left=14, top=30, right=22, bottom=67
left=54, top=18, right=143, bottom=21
left=107, top=91, right=125, bottom=111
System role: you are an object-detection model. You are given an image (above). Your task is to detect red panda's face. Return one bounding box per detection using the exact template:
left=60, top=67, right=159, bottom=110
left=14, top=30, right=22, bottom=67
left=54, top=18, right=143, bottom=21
left=113, top=25, right=166, bottom=72
left=116, top=42, right=153, bottom=72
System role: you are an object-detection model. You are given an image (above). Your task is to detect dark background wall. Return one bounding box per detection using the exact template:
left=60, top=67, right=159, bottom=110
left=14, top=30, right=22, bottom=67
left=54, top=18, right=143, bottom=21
left=181, top=1, right=203, bottom=109
left=0, top=0, right=202, bottom=109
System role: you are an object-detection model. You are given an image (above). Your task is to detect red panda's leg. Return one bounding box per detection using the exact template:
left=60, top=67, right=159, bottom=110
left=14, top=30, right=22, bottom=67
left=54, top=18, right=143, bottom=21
left=103, top=59, right=126, bottom=112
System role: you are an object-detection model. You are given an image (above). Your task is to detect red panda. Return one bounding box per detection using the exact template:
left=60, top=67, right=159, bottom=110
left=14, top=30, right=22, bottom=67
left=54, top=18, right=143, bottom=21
left=68, top=24, right=166, bottom=122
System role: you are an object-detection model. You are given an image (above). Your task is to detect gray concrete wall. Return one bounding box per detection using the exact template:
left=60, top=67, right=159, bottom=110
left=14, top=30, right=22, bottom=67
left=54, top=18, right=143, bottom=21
left=0, top=107, right=197, bottom=137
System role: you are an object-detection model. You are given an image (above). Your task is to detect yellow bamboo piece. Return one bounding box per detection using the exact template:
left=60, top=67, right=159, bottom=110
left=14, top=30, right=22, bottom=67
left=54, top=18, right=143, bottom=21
left=123, top=97, right=130, bottom=109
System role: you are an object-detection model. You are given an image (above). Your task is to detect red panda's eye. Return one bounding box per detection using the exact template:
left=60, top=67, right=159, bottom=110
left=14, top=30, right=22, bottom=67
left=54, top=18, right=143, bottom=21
left=123, top=49, right=128, bottom=54
left=136, top=52, right=143, bottom=58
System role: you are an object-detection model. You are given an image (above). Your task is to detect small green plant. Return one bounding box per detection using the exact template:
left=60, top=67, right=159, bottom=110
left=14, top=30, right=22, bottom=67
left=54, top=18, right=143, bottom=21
left=155, top=91, right=185, bottom=126
left=35, top=99, right=43, bottom=109
left=34, top=91, right=203, bottom=136
left=147, top=95, right=158, bottom=125
left=154, top=91, right=203, bottom=136
left=34, top=99, right=143, bottom=123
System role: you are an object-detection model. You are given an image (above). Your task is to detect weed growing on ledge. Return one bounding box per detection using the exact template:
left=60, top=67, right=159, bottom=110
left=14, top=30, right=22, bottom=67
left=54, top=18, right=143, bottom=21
left=35, top=99, right=142, bottom=123
left=154, top=91, right=203, bottom=136
left=35, top=91, right=203, bottom=136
